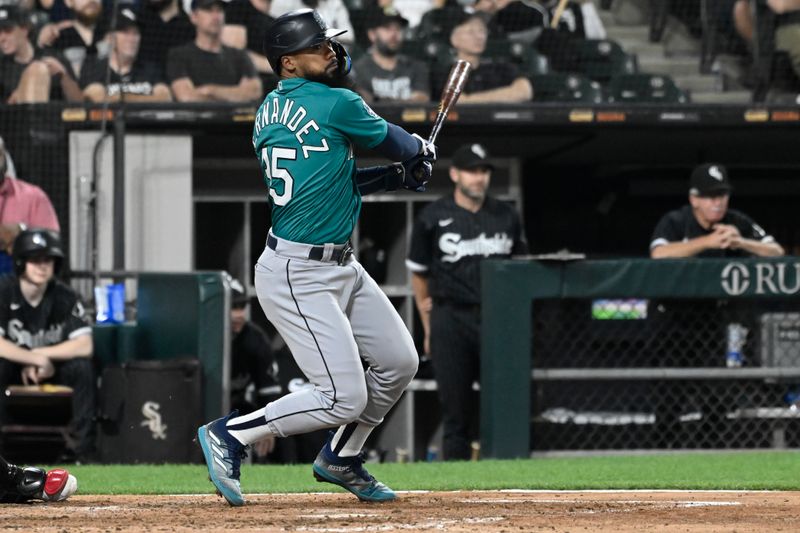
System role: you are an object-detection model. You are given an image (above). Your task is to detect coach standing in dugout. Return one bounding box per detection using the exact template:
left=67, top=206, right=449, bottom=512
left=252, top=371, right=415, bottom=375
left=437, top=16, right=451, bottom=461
left=406, top=143, right=527, bottom=461
left=650, top=164, right=784, bottom=258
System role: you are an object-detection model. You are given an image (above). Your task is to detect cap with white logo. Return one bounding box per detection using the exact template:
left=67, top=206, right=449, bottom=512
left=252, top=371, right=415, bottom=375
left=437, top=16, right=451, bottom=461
left=451, top=143, right=494, bottom=171
left=689, top=163, right=732, bottom=197
left=0, top=5, right=27, bottom=28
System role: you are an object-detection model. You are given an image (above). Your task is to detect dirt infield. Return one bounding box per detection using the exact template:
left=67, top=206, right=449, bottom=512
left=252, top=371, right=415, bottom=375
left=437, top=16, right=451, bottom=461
left=1, top=490, right=798, bottom=532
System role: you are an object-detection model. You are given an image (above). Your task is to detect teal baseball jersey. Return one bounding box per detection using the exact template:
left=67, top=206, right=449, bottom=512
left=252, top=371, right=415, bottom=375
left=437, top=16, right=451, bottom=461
left=252, top=78, right=388, bottom=244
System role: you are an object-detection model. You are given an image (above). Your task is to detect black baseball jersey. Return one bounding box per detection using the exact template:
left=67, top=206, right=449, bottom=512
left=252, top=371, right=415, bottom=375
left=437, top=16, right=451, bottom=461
left=650, top=205, right=775, bottom=258
left=0, top=277, right=91, bottom=349
left=407, top=195, right=527, bottom=304
left=230, top=321, right=280, bottom=410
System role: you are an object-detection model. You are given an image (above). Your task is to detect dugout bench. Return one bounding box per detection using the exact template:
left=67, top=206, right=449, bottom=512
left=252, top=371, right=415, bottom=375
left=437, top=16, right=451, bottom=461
left=1, top=385, right=73, bottom=463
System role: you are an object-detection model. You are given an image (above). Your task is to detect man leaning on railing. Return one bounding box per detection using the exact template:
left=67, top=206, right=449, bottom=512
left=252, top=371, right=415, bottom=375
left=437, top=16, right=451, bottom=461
left=649, top=163, right=785, bottom=259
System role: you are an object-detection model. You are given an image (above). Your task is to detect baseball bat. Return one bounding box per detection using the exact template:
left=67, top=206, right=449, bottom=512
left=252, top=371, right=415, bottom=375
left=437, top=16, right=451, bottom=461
left=428, top=59, right=472, bottom=145
left=550, top=0, right=569, bottom=28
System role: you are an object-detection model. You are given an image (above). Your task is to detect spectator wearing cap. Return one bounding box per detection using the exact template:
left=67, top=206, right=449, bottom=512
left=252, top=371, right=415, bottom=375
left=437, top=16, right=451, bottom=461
left=0, top=4, right=82, bottom=103
left=406, top=143, right=527, bottom=460
left=166, top=0, right=262, bottom=102
left=137, top=0, right=195, bottom=78
left=269, top=0, right=354, bottom=44
left=36, top=0, right=108, bottom=78
left=352, top=6, right=429, bottom=103
left=221, top=0, right=278, bottom=93
left=431, top=11, right=533, bottom=103
left=650, top=164, right=784, bottom=258
left=0, top=136, right=60, bottom=274
left=80, top=7, right=171, bottom=102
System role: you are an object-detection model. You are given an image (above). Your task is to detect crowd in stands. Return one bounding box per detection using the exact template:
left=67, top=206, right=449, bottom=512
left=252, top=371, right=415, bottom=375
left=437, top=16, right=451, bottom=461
left=0, top=0, right=625, bottom=105
left=1, top=0, right=797, bottom=105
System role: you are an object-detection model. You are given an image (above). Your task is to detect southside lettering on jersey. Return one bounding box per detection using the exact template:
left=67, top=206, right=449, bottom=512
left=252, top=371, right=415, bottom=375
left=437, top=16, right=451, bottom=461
left=407, top=196, right=527, bottom=304
left=252, top=78, right=388, bottom=245
left=0, top=277, right=91, bottom=349
left=439, top=231, right=515, bottom=263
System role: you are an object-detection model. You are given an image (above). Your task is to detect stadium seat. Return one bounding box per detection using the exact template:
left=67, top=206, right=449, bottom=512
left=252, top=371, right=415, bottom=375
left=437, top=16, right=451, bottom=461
left=576, top=39, right=638, bottom=83
left=605, top=74, right=690, bottom=103
left=400, top=39, right=454, bottom=66
left=529, top=73, right=603, bottom=103
left=485, top=39, right=550, bottom=75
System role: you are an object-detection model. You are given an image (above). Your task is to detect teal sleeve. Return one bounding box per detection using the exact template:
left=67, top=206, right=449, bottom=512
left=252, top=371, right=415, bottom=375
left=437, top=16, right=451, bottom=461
left=329, top=89, right=388, bottom=149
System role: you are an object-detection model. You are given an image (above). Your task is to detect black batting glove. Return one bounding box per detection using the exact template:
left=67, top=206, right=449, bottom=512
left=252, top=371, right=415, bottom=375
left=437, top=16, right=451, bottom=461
left=401, top=134, right=437, bottom=191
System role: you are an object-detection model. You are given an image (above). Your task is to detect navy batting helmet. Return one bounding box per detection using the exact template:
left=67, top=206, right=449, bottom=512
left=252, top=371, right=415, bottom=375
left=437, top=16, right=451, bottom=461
left=263, top=9, right=347, bottom=74
left=13, top=228, right=64, bottom=276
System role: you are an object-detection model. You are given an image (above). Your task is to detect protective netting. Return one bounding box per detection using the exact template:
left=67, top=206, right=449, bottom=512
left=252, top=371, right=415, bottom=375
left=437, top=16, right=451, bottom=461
left=1, top=0, right=797, bottom=108
left=531, top=298, right=800, bottom=450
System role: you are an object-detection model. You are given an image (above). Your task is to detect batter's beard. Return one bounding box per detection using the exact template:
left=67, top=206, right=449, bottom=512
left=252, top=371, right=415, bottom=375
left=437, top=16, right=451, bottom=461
left=305, top=71, right=353, bottom=90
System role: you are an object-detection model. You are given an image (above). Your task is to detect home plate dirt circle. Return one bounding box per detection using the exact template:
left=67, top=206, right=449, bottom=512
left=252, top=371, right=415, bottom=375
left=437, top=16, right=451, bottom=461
left=1, top=490, right=798, bottom=532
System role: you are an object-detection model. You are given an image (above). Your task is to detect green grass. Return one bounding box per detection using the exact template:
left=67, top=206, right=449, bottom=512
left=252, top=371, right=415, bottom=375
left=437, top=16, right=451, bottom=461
left=53, top=451, right=800, bottom=495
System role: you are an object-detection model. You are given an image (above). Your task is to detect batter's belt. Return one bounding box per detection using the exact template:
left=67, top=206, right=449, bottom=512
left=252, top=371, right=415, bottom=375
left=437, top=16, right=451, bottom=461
left=267, top=233, right=353, bottom=265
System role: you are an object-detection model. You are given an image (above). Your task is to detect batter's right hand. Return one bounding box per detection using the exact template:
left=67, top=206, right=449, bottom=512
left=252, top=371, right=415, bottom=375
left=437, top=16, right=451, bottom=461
left=401, top=134, right=437, bottom=191
left=411, top=133, right=437, bottom=161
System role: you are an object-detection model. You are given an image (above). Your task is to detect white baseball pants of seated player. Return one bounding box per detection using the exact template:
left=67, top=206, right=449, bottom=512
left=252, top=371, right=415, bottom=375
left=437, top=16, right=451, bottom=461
left=251, top=231, right=418, bottom=439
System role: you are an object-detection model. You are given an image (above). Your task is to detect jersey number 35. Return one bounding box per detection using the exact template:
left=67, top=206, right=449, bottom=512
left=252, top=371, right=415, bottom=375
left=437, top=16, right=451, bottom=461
left=261, top=147, right=295, bottom=206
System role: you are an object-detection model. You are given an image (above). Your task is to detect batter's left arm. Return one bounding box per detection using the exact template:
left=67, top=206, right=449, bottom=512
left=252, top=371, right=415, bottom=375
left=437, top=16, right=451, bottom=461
left=355, top=164, right=405, bottom=195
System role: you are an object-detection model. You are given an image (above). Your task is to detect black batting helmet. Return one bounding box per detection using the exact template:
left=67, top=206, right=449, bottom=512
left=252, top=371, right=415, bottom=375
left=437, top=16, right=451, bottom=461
left=263, top=8, right=346, bottom=74
left=13, top=228, right=64, bottom=276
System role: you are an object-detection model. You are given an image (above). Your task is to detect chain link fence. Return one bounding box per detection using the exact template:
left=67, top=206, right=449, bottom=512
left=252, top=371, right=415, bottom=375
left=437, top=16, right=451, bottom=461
left=530, top=298, right=800, bottom=451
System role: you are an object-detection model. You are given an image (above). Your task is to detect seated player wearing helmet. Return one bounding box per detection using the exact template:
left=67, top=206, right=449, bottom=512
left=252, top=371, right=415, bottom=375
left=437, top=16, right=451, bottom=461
left=0, top=454, right=77, bottom=503
left=0, top=229, right=96, bottom=463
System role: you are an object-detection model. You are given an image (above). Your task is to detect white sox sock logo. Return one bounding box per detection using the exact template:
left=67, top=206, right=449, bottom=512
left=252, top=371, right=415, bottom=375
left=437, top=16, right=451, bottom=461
left=141, top=401, right=168, bottom=440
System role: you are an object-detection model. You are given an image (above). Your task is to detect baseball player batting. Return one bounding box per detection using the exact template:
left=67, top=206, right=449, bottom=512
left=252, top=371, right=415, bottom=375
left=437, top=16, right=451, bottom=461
left=197, top=8, right=437, bottom=506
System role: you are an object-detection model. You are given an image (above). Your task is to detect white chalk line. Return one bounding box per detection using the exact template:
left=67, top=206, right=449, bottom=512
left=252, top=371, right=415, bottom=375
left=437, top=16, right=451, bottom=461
left=294, top=516, right=505, bottom=532
left=457, top=498, right=741, bottom=507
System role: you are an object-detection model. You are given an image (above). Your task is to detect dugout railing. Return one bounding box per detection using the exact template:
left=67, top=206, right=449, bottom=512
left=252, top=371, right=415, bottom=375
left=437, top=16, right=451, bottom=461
left=481, top=257, right=800, bottom=459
